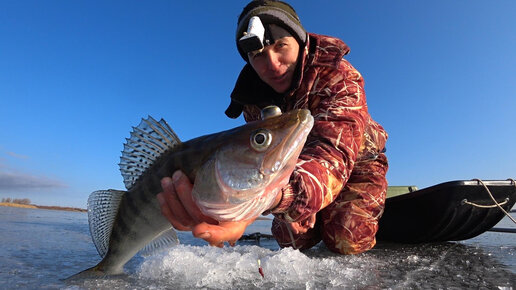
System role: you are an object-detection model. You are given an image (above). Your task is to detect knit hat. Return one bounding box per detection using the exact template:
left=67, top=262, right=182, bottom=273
left=236, top=0, right=307, bottom=61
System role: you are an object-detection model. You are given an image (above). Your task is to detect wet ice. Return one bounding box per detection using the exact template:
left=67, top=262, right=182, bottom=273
left=0, top=207, right=515, bottom=289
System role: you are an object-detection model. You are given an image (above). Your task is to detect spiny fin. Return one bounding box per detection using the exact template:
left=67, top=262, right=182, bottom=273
left=119, top=116, right=181, bottom=190
left=87, top=189, right=126, bottom=258
left=139, top=228, right=180, bottom=257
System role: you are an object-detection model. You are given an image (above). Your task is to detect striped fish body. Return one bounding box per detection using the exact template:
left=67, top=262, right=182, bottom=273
left=69, top=107, right=314, bottom=278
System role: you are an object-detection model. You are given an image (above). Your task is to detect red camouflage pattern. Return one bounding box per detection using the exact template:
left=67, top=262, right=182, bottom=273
left=241, top=33, right=388, bottom=254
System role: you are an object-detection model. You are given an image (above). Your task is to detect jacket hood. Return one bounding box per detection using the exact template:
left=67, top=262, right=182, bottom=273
left=226, top=33, right=350, bottom=119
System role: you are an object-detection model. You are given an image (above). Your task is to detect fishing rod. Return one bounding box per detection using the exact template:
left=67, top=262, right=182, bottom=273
left=487, top=227, right=516, bottom=234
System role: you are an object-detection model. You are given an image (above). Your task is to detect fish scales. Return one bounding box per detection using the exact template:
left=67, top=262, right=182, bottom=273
left=67, top=107, right=314, bottom=279
left=93, top=132, right=243, bottom=274
left=104, top=179, right=171, bottom=268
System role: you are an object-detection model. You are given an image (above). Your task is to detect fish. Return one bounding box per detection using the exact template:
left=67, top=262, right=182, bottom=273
left=67, top=106, right=314, bottom=279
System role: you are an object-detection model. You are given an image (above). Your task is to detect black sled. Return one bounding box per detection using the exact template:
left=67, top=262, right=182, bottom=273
left=377, top=179, right=516, bottom=243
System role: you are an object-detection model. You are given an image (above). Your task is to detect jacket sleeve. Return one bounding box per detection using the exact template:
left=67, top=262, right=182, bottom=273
left=242, top=105, right=262, bottom=123
left=271, top=59, right=370, bottom=223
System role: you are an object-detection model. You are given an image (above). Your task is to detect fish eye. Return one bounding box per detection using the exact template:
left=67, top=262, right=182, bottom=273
left=250, top=129, right=272, bottom=151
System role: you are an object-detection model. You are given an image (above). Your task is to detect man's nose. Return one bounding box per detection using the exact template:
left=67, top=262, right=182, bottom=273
left=265, top=51, right=281, bottom=71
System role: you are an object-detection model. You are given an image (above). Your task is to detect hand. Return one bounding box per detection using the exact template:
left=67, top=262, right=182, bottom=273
left=156, top=170, right=254, bottom=247
left=287, top=213, right=316, bottom=235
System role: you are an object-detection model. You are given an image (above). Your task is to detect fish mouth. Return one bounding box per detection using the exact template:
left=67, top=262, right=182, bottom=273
left=218, top=110, right=313, bottom=221
left=285, top=110, right=313, bottom=159
left=196, top=109, right=314, bottom=222
left=195, top=190, right=277, bottom=221
left=264, top=109, right=314, bottom=175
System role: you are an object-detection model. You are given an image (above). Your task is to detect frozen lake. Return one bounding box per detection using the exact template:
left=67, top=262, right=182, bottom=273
left=0, top=206, right=514, bottom=289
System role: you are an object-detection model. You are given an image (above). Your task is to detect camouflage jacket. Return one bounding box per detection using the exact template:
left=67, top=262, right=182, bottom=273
left=225, top=33, right=388, bottom=223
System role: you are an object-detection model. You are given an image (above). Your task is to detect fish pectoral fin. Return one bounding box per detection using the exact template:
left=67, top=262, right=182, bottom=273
left=139, top=228, right=179, bottom=257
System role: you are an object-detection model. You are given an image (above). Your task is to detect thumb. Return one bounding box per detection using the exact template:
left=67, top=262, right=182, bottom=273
left=192, top=220, right=253, bottom=246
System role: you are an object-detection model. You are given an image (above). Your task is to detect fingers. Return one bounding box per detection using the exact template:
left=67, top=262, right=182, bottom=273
left=172, top=171, right=216, bottom=224
left=157, top=177, right=192, bottom=231
left=287, top=213, right=317, bottom=235
left=288, top=222, right=302, bottom=235
left=157, top=170, right=253, bottom=248
left=308, top=213, right=316, bottom=228
left=192, top=219, right=253, bottom=247
left=157, top=171, right=217, bottom=232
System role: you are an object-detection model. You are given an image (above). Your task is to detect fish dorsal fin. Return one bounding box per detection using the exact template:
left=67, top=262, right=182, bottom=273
left=119, top=116, right=181, bottom=190
left=87, top=189, right=126, bottom=258
left=139, top=228, right=180, bottom=257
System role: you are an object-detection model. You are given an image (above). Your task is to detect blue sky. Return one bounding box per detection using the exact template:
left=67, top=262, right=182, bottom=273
left=1, top=1, right=515, bottom=208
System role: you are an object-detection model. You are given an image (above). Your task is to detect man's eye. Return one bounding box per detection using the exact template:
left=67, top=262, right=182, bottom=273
left=249, top=51, right=263, bottom=59
left=277, top=42, right=287, bottom=48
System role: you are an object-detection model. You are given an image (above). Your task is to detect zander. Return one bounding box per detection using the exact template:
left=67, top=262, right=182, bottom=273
left=68, top=106, right=313, bottom=278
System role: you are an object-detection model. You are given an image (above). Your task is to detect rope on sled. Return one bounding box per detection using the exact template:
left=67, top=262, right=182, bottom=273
left=462, top=199, right=509, bottom=208
left=463, top=178, right=516, bottom=225
left=286, top=222, right=298, bottom=249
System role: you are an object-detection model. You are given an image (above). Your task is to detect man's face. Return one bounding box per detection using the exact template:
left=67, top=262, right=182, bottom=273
left=248, top=35, right=300, bottom=93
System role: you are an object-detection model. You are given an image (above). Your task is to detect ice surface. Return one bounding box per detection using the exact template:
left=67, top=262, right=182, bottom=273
left=1, top=207, right=515, bottom=289
left=137, top=245, right=363, bottom=289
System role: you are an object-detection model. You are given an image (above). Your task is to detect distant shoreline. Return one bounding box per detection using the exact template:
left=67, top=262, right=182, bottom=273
left=0, top=203, right=276, bottom=218
left=0, top=202, right=87, bottom=213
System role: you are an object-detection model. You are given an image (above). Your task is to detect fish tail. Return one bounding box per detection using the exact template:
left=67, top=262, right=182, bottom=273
left=63, top=261, right=124, bottom=281
left=63, top=264, right=106, bottom=281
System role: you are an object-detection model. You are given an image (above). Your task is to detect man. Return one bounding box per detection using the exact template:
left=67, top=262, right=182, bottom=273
left=157, top=0, right=388, bottom=254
